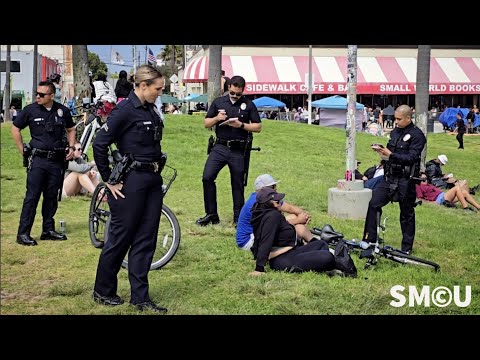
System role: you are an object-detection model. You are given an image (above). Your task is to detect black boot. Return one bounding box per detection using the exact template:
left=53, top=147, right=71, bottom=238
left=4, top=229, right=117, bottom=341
left=195, top=214, right=220, bottom=226
left=16, top=234, right=38, bottom=246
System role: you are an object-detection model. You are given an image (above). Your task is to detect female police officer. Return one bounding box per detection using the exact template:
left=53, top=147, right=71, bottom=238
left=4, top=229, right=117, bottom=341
left=92, top=65, right=167, bottom=313
left=362, top=105, right=426, bottom=255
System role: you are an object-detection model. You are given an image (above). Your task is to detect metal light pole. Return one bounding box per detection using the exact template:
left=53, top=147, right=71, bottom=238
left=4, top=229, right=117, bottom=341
left=328, top=44, right=371, bottom=220
left=133, top=45, right=137, bottom=71
left=307, top=45, right=313, bottom=125
left=345, top=45, right=358, bottom=181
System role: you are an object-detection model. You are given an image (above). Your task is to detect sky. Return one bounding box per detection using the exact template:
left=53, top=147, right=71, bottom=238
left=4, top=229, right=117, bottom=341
left=88, top=45, right=165, bottom=74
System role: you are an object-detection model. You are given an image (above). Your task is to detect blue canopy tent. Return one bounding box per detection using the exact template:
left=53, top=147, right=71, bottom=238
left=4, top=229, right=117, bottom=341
left=311, top=95, right=365, bottom=130
left=474, top=114, right=480, bottom=128
left=252, top=96, right=286, bottom=108
left=311, top=95, right=364, bottom=110
left=438, top=107, right=469, bottom=131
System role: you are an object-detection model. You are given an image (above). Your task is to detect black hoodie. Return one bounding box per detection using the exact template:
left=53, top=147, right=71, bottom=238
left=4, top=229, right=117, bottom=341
left=250, top=203, right=296, bottom=272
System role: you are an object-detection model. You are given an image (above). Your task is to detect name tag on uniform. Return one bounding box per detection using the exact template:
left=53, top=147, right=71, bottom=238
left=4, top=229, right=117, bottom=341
left=34, top=118, right=44, bottom=122
left=143, top=121, right=152, bottom=125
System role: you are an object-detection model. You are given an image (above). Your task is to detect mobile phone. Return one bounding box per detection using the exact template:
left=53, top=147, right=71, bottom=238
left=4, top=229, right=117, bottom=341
left=371, top=143, right=384, bottom=149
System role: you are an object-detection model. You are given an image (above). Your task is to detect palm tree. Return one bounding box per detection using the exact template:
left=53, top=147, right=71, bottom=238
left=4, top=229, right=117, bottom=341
left=4, top=45, right=11, bottom=121
left=160, top=46, right=184, bottom=72
left=415, top=45, right=431, bottom=171
left=72, top=45, right=91, bottom=105
left=207, top=45, right=222, bottom=105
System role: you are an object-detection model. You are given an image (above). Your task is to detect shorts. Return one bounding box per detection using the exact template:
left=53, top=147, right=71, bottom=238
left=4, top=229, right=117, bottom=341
left=435, top=192, right=445, bottom=205
left=240, top=233, right=254, bottom=251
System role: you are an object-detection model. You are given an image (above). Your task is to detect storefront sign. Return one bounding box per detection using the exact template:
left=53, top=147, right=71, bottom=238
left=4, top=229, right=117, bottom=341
left=245, top=82, right=480, bottom=95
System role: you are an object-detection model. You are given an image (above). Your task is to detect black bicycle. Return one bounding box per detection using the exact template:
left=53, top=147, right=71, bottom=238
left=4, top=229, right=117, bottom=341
left=88, top=161, right=180, bottom=271
left=311, top=214, right=440, bottom=272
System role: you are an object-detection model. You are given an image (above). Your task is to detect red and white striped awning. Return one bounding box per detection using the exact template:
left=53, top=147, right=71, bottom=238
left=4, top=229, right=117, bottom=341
left=183, top=55, right=480, bottom=95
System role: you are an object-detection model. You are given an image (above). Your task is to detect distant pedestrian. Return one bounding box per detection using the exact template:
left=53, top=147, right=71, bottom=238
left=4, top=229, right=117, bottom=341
left=455, top=112, right=466, bottom=149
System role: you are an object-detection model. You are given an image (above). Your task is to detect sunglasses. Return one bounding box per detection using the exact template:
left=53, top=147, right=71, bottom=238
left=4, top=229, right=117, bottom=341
left=36, top=92, right=53, bottom=98
left=74, top=147, right=83, bottom=151
left=229, top=91, right=243, bottom=97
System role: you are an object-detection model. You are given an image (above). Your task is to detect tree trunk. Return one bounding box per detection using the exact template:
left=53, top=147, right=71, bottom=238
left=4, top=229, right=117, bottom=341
left=32, top=45, right=38, bottom=104
left=4, top=45, right=11, bottom=121
left=415, top=45, right=431, bottom=172
left=170, top=45, right=176, bottom=74
left=207, top=45, right=222, bottom=106
left=72, top=45, right=91, bottom=105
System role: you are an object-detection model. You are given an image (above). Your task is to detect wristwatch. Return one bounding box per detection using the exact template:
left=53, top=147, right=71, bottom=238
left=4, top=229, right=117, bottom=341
left=241, top=123, right=245, bottom=129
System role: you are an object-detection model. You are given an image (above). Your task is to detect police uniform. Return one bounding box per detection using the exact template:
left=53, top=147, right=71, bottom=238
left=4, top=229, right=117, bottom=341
left=14, top=101, right=74, bottom=240
left=200, top=94, right=261, bottom=223
left=92, top=90, right=164, bottom=305
left=362, top=121, right=426, bottom=253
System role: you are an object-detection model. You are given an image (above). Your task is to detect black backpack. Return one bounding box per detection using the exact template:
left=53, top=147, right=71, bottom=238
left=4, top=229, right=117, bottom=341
left=334, top=240, right=357, bottom=278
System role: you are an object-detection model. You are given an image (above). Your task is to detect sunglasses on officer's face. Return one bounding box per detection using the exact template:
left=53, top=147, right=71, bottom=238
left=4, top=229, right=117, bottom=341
left=74, top=147, right=83, bottom=152
left=36, top=92, right=53, bottom=98
left=229, top=90, right=243, bottom=97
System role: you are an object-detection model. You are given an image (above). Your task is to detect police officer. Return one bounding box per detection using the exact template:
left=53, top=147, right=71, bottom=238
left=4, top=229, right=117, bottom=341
left=11, top=81, right=75, bottom=246
left=196, top=75, right=262, bottom=226
left=92, top=65, right=167, bottom=313
left=362, top=105, right=426, bottom=254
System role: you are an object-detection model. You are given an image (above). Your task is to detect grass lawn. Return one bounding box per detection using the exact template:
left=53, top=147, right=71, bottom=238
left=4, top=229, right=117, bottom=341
left=1, top=116, right=479, bottom=315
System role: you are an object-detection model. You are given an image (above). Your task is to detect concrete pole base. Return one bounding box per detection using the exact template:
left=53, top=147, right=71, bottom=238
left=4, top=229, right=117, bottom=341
left=328, top=180, right=372, bottom=220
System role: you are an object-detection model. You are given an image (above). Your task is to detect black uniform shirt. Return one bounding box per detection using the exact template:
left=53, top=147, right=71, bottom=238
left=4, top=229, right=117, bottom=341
left=205, top=94, right=261, bottom=141
left=93, top=90, right=163, bottom=181
left=251, top=209, right=296, bottom=272
left=13, top=102, right=74, bottom=150
left=387, top=122, right=426, bottom=167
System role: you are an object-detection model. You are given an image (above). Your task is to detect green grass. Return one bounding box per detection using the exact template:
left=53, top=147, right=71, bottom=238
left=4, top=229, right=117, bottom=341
left=1, top=117, right=479, bottom=315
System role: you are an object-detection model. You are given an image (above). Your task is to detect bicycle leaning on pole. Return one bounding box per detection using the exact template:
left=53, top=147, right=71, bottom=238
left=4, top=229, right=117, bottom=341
left=311, top=212, right=440, bottom=272
left=88, top=149, right=180, bottom=271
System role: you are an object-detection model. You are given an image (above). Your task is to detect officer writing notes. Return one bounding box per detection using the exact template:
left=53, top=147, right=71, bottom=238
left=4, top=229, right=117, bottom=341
left=196, top=75, right=262, bottom=226
left=362, top=105, right=426, bottom=254
left=11, top=81, right=75, bottom=246
left=92, top=65, right=167, bottom=313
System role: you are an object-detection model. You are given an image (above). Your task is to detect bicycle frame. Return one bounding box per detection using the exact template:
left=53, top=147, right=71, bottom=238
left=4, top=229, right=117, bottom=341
left=311, top=215, right=440, bottom=272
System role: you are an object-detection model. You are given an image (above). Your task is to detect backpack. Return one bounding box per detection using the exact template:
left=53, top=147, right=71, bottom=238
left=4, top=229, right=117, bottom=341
left=334, top=240, right=357, bottom=278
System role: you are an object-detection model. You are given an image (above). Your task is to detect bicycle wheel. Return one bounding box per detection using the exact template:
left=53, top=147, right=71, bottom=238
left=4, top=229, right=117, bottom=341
left=383, top=250, right=440, bottom=272
left=89, top=183, right=110, bottom=249
left=122, top=204, right=181, bottom=271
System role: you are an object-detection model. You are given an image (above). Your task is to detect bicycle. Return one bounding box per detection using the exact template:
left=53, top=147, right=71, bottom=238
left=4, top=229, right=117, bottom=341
left=88, top=158, right=180, bottom=271
left=311, top=213, right=440, bottom=272
left=70, top=96, right=115, bottom=159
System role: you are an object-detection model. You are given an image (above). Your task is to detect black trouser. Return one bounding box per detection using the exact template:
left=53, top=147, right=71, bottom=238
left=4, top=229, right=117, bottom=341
left=362, top=178, right=417, bottom=252
left=94, top=170, right=163, bottom=304
left=201, top=144, right=245, bottom=220
left=18, top=156, right=63, bottom=235
left=269, top=240, right=335, bottom=273
left=456, top=132, right=464, bottom=148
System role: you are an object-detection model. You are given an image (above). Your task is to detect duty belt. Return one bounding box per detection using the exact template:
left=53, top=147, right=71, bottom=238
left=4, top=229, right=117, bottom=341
left=131, top=160, right=161, bottom=173
left=32, top=148, right=65, bottom=160
left=215, top=138, right=246, bottom=148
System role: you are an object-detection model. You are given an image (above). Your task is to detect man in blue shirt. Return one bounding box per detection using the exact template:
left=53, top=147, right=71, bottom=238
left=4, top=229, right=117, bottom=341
left=236, top=174, right=315, bottom=250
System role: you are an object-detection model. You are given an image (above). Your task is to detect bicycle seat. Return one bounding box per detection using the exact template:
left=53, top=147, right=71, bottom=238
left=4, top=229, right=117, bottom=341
left=313, top=224, right=344, bottom=243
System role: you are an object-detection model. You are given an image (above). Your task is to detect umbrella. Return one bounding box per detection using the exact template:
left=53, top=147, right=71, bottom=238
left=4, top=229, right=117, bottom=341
left=189, top=94, right=208, bottom=103
left=252, top=96, right=286, bottom=108
left=184, top=93, right=201, bottom=101
left=160, top=94, right=182, bottom=103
